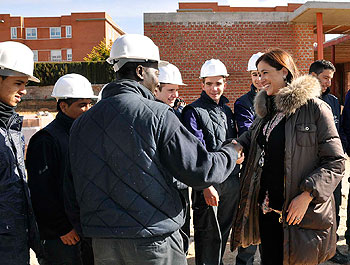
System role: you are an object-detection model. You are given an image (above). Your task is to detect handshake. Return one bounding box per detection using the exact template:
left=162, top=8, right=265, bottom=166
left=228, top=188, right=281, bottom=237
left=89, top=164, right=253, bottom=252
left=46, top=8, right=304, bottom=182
left=232, top=139, right=244, bottom=164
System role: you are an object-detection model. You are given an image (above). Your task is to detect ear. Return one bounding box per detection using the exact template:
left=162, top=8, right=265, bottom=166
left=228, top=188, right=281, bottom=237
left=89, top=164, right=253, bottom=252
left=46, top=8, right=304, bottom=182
left=59, top=101, right=68, bottom=114
left=135, top=65, right=144, bottom=80
left=154, top=86, right=159, bottom=96
left=201, top=79, right=205, bottom=90
left=281, top=67, right=288, bottom=78
left=310, top=72, right=317, bottom=77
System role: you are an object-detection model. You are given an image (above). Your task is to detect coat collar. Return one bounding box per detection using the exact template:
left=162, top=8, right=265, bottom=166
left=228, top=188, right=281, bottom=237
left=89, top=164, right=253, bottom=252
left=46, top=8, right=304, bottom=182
left=200, top=90, right=229, bottom=106
left=254, top=75, right=321, bottom=118
left=102, top=79, right=155, bottom=101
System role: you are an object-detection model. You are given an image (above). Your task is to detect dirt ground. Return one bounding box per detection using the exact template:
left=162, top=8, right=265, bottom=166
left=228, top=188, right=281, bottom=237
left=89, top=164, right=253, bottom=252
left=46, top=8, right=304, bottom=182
left=30, top=159, right=350, bottom=265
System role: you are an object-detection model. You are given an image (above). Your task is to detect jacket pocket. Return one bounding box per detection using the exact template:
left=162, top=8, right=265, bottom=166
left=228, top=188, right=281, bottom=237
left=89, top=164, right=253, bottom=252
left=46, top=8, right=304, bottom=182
left=298, top=198, right=333, bottom=230
left=296, top=123, right=317, bottom=147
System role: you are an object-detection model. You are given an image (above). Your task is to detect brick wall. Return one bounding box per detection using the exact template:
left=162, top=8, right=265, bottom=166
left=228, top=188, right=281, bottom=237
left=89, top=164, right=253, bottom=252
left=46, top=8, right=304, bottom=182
left=144, top=20, right=314, bottom=107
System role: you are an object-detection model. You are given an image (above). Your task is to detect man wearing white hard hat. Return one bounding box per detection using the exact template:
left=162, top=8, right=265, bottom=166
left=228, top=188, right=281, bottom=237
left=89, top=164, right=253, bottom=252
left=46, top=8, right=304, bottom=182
left=64, top=34, right=243, bottom=264
left=154, top=63, right=191, bottom=251
left=26, top=73, right=97, bottom=265
left=234, top=52, right=263, bottom=136
left=0, top=41, right=42, bottom=264
left=233, top=52, right=263, bottom=265
left=155, top=63, right=186, bottom=107
left=182, top=59, right=241, bottom=265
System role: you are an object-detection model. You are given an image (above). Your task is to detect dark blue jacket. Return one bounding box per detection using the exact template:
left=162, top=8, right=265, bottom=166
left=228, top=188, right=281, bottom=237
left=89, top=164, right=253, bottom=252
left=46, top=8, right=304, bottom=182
left=234, top=84, right=257, bottom=136
left=64, top=79, right=238, bottom=238
left=321, top=87, right=340, bottom=132
left=341, top=90, right=350, bottom=155
left=27, top=111, right=74, bottom=239
left=0, top=111, right=41, bottom=264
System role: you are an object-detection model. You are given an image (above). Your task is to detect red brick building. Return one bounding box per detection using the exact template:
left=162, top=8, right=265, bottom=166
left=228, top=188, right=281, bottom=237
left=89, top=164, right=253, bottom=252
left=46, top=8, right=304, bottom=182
left=144, top=2, right=350, bottom=105
left=0, top=12, right=124, bottom=62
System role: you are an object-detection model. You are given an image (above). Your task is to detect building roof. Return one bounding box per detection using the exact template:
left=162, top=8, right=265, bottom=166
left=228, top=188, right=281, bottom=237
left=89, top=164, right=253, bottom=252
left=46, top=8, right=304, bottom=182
left=175, top=1, right=350, bottom=34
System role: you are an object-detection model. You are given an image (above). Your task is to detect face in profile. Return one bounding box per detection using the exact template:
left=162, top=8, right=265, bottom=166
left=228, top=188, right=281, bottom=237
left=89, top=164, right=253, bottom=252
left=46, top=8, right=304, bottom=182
left=202, top=76, right=226, bottom=104
left=257, top=61, right=288, bottom=96
left=0, top=76, right=28, bottom=107
left=140, top=64, right=159, bottom=94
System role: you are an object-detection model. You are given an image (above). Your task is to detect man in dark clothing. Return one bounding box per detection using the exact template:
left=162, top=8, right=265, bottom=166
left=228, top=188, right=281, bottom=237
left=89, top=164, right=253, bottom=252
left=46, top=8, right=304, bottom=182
left=341, top=89, right=350, bottom=253
left=309, top=60, right=347, bottom=264
left=155, top=63, right=191, bottom=250
left=0, top=41, right=42, bottom=265
left=64, top=34, right=243, bottom=265
left=182, top=59, right=240, bottom=265
left=233, top=52, right=263, bottom=265
left=26, top=74, right=97, bottom=265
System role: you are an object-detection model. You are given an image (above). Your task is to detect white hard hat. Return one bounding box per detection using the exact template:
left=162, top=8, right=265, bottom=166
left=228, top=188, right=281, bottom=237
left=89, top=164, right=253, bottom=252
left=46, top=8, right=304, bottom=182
left=51, top=73, right=98, bottom=100
left=107, top=34, right=168, bottom=72
left=200, top=59, right=229, bottom=78
left=0, top=41, right=39, bottom=82
left=159, top=63, right=186, bottom=86
left=247, top=52, right=264, bottom=71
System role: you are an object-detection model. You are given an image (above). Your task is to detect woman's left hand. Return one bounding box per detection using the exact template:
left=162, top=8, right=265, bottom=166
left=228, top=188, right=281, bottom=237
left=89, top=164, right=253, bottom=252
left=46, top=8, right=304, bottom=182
left=286, top=191, right=313, bottom=225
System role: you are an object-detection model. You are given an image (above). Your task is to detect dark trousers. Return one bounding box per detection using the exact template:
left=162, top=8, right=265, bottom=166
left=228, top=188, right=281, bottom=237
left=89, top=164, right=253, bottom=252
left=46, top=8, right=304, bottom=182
left=259, top=210, right=283, bottom=265
left=193, top=175, right=239, bottom=265
left=92, top=230, right=186, bottom=265
left=38, top=238, right=82, bottom=265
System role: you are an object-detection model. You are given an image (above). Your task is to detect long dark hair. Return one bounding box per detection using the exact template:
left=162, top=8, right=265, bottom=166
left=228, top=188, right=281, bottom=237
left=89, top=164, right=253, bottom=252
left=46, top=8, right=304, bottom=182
left=256, top=48, right=300, bottom=83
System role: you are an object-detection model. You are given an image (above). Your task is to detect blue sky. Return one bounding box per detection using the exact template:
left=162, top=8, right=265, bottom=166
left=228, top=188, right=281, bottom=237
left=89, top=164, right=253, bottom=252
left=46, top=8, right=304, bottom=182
left=0, top=0, right=348, bottom=34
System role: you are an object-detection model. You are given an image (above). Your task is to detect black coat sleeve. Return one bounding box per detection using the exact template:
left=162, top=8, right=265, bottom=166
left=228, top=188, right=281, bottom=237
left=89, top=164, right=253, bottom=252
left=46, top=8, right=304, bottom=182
left=26, top=132, right=72, bottom=238
left=63, top=152, right=82, bottom=235
left=158, top=110, right=238, bottom=190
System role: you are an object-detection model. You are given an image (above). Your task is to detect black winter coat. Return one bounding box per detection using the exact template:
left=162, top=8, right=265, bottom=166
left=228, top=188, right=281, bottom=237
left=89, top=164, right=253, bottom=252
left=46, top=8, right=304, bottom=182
left=26, top=111, right=74, bottom=239
left=0, top=112, right=41, bottom=264
left=64, top=79, right=239, bottom=239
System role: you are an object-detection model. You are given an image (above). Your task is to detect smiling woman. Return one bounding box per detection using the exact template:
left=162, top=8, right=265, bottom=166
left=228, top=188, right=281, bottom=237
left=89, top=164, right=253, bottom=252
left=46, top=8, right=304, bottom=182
left=232, top=48, right=345, bottom=265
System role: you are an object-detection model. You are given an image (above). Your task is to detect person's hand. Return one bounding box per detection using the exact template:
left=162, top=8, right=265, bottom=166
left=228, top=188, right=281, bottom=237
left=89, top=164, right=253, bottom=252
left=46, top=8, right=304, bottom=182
left=286, top=191, right=313, bottom=225
left=232, top=139, right=244, bottom=164
left=236, top=152, right=245, bottom=164
left=203, top=186, right=219, bottom=206
left=60, top=229, right=80, bottom=245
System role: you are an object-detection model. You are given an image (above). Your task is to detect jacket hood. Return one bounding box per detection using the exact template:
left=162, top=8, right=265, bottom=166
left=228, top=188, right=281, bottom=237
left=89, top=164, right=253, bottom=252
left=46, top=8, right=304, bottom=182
left=254, top=75, right=321, bottom=118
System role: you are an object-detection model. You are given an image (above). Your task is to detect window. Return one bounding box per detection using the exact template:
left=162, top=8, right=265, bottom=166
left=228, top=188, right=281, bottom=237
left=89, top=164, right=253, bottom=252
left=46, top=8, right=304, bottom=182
left=51, top=50, right=61, bottom=62
left=33, top=50, right=38, bottom=62
left=50, top=27, right=61, bottom=39
left=67, top=49, right=72, bottom=61
left=26, top=28, right=37, bottom=40
left=11, top=27, right=17, bottom=39
left=66, top=26, right=72, bottom=38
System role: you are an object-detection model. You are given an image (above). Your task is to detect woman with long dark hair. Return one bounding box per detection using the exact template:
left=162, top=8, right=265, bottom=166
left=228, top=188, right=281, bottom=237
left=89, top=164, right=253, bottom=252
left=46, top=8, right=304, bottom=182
left=231, top=48, right=345, bottom=264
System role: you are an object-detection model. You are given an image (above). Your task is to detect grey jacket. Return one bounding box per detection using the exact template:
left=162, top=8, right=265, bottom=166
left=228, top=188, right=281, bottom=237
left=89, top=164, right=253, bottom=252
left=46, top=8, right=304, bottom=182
left=231, top=75, right=345, bottom=265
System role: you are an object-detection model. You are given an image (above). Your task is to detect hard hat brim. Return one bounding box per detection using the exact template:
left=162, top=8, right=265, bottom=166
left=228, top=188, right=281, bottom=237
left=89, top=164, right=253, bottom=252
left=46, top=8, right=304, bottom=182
left=0, top=67, right=40, bottom=83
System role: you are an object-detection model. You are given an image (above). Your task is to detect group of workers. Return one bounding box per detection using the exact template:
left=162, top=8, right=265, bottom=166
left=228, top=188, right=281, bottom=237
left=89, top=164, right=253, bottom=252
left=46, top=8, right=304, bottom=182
left=0, top=32, right=349, bottom=265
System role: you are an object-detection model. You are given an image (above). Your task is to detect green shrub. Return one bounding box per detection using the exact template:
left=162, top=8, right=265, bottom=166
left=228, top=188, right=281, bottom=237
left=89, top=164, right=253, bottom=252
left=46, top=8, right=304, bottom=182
left=29, top=62, right=115, bottom=86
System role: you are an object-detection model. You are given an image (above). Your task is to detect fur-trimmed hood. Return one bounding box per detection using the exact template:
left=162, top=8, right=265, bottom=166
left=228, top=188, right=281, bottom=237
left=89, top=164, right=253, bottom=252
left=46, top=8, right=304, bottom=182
left=254, top=75, right=322, bottom=118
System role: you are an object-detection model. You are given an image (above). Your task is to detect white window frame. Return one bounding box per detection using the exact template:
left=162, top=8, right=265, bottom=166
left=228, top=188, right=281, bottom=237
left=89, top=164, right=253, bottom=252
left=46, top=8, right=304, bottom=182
left=26, top=28, right=37, bottom=40
left=11, top=27, right=17, bottom=39
left=66, top=26, right=72, bottom=38
left=51, top=50, right=62, bottom=62
left=50, top=27, right=61, bottom=39
left=33, top=50, right=38, bottom=62
left=67, top=49, right=72, bottom=61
